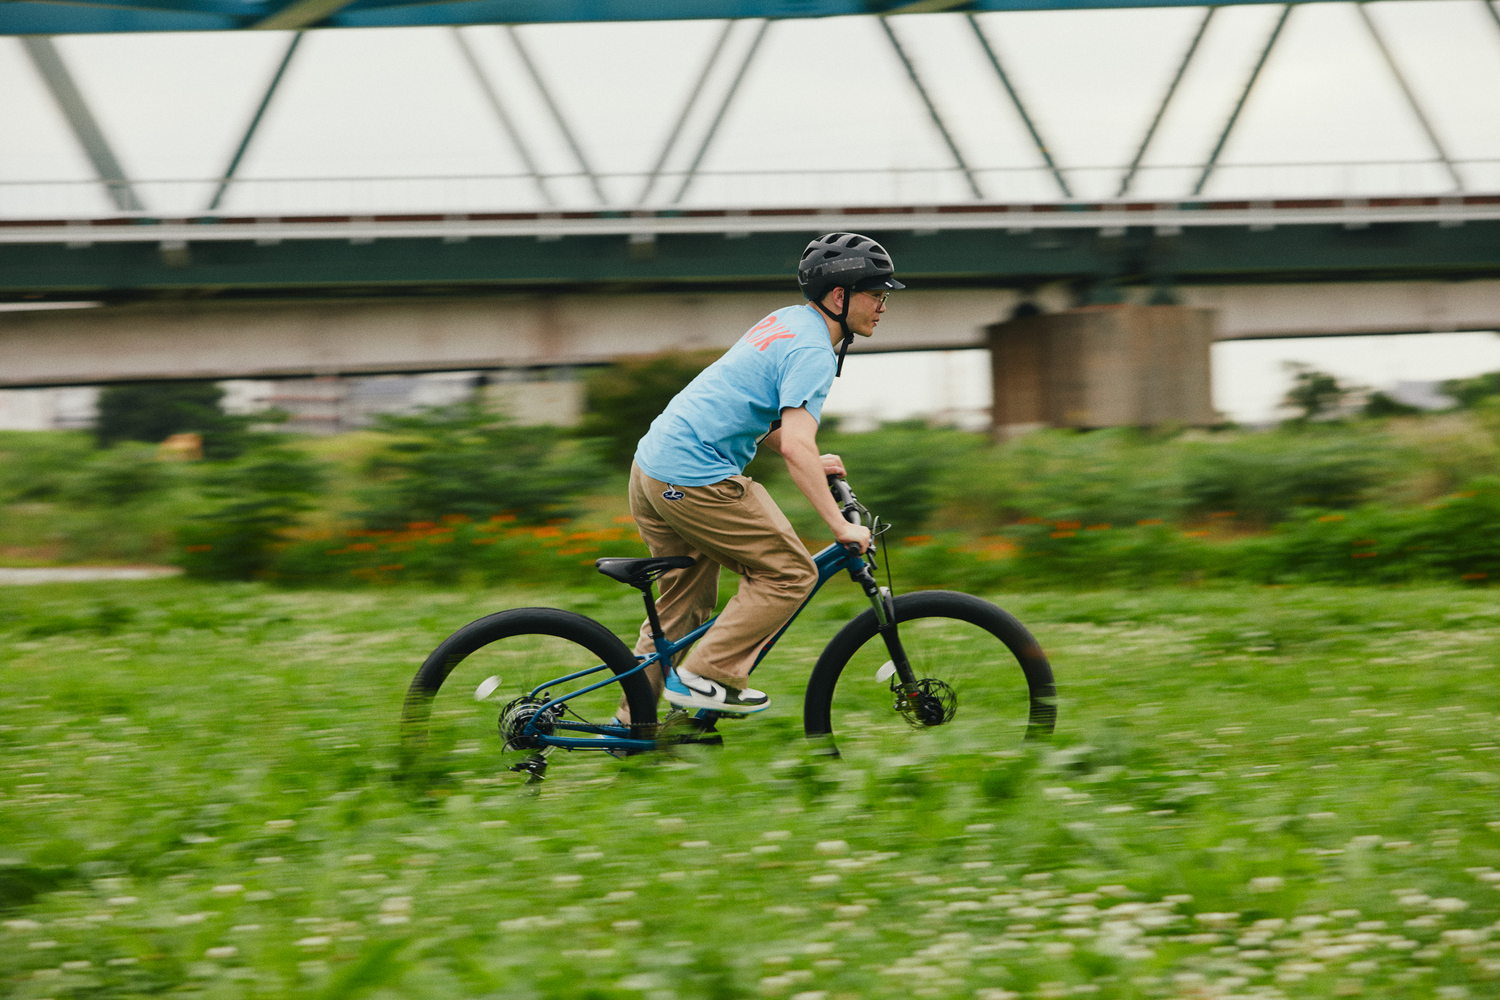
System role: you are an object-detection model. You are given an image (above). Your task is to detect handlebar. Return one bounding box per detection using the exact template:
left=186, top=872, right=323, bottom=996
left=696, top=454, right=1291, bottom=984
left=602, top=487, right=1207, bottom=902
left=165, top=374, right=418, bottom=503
left=827, top=474, right=862, bottom=526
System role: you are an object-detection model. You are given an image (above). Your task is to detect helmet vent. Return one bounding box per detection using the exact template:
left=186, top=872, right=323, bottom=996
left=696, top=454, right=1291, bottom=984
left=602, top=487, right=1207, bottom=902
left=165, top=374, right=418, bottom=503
left=844, top=235, right=866, bottom=248
left=822, top=249, right=842, bottom=258
left=871, top=256, right=890, bottom=268
left=869, top=243, right=886, bottom=255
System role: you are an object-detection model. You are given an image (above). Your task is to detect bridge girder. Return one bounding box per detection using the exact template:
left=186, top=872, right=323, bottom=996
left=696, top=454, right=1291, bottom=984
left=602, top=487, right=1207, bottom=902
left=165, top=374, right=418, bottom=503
left=2, top=204, right=1497, bottom=303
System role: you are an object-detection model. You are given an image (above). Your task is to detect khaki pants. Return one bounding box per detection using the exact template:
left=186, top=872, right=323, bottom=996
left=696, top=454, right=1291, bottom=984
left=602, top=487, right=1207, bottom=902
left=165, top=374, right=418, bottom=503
left=627, top=463, right=817, bottom=695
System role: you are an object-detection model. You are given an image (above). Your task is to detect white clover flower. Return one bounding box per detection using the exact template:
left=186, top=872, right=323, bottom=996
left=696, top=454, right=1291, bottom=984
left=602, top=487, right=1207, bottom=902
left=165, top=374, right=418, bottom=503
left=1249, top=876, right=1285, bottom=893
left=265, top=819, right=296, bottom=830
left=808, top=874, right=840, bottom=886
left=1430, top=898, right=1470, bottom=913
left=295, top=936, right=331, bottom=949
left=611, top=920, right=642, bottom=932
left=211, top=884, right=244, bottom=896
left=1193, top=912, right=1240, bottom=928
left=551, top=874, right=583, bottom=887
left=814, top=841, right=848, bottom=855
left=205, top=946, right=238, bottom=959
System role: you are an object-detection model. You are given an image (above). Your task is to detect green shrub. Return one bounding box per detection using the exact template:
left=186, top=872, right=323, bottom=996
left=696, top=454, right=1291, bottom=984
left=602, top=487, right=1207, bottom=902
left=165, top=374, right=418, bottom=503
left=1177, top=429, right=1388, bottom=525
left=1443, top=370, right=1500, bottom=409
left=892, top=478, right=1498, bottom=591
left=61, top=443, right=177, bottom=506
left=0, top=431, right=95, bottom=503
left=177, top=448, right=326, bottom=581
left=268, top=518, right=648, bottom=588
left=949, top=429, right=1185, bottom=528
left=820, top=421, right=982, bottom=533
left=578, top=350, right=723, bottom=469
left=95, top=380, right=264, bottom=459
left=360, top=401, right=604, bottom=528
left=1281, top=363, right=1356, bottom=422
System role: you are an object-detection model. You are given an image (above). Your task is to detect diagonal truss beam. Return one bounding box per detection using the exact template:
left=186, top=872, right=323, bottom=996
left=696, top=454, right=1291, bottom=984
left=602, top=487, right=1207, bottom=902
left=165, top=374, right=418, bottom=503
left=207, top=32, right=301, bottom=212
left=253, top=0, right=354, bottom=30
left=1117, top=6, right=1213, bottom=198
left=881, top=17, right=983, bottom=200
left=1192, top=4, right=1291, bottom=197
left=504, top=25, right=606, bottom=206
left=637, top=19, right=733, bottom=206
left=967, top=14, right=1069, bottom=199
left=671, top=18, right=771, bottom=205
left=1357, top=2, right=1463, bottom=192
left=21, top=36, right=144, bottom=213
left=452, top=28, right=554, bottom=208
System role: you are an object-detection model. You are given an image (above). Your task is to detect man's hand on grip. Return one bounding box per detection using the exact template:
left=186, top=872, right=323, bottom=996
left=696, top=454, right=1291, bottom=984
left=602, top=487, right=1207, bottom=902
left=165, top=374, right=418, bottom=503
left=834, top=520, right=872, bottom=554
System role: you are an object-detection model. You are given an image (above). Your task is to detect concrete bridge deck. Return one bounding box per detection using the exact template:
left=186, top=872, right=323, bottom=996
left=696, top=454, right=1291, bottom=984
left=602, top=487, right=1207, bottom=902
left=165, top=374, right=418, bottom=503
left=2, top=196, right=1497, bottom=389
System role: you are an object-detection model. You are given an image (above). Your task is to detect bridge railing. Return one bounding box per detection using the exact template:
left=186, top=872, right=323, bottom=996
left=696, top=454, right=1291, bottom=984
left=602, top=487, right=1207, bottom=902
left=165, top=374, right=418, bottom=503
left=2, top=160, right=1496, bottom=220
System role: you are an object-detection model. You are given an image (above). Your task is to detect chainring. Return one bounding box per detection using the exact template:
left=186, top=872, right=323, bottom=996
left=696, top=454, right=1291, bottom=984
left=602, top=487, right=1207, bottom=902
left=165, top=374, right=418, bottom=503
left=893, top=678, right=958, bottom=728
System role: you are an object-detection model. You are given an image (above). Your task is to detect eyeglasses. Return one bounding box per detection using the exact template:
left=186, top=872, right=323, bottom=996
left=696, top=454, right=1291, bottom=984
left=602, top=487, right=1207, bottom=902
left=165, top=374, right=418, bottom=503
left=859, top=289, right=892, bottom=306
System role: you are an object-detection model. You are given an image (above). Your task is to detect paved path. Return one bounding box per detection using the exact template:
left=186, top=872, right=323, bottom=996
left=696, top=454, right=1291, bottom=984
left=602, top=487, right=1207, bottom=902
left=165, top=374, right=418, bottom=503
left=0, top=567, right=183, bottom=585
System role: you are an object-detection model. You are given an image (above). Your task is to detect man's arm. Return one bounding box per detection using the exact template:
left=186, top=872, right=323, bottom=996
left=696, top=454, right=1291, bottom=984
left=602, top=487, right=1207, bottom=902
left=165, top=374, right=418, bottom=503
left=763, top=406, right=871, bottom=553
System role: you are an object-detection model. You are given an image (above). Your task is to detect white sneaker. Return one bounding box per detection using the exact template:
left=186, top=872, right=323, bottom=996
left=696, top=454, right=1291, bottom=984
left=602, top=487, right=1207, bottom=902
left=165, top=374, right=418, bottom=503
left=664, top=668, right=770, bottom=714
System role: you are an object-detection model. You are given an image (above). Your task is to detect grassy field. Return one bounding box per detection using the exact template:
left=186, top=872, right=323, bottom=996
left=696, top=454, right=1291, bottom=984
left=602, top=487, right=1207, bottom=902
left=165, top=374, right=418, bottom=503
left=2, top=579, right=1499, bottom=999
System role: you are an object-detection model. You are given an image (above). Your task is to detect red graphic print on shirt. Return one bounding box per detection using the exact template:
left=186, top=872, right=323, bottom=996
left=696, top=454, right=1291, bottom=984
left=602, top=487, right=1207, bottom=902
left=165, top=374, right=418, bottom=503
left=743, top=316, right=795, bottom=352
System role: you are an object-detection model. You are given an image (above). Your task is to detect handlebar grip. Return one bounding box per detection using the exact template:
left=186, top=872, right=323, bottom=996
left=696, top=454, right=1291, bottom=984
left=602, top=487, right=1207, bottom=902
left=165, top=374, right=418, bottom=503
left=827, top=475, right=860, bottom=525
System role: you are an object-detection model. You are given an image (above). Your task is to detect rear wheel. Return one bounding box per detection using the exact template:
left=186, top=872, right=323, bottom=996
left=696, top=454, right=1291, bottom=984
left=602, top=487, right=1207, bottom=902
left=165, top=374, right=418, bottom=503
left=802, top=591, right=1055, bottom=762
left=401, top=608, right=656, bottom=781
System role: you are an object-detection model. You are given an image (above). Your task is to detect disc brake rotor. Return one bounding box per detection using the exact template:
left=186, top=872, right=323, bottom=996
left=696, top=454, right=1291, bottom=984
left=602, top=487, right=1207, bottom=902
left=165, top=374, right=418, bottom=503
left=893, top=678, right=957, bottom=728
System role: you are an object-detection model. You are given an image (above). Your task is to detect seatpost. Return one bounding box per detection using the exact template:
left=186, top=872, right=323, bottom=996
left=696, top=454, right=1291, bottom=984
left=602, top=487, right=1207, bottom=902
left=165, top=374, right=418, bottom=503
left=638, top=585, right=667, bottom=644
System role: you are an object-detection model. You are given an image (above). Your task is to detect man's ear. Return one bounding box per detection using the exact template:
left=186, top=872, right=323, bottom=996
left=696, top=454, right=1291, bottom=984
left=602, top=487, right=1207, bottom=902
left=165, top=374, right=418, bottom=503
left=822, top=287, right=845, bottom=311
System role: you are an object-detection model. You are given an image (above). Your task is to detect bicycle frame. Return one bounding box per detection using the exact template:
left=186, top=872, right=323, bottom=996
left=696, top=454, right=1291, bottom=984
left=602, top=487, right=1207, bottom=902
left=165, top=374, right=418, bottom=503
left=519, top=539, right=879, bottom=754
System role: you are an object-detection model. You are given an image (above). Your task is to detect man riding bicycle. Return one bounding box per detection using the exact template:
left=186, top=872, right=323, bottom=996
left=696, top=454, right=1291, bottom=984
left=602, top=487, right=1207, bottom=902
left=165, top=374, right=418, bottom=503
left=619, top=233, right=902, bottom=722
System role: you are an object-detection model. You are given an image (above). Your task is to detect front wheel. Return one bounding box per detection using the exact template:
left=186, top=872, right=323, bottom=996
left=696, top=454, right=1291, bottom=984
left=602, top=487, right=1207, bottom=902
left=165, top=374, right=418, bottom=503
left=802, top=591, right=1055, bottom=760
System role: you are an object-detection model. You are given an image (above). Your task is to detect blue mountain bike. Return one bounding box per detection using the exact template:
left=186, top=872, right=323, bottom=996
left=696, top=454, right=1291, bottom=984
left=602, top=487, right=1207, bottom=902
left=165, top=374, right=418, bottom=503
left=402, top=476, right=1056, bottom=781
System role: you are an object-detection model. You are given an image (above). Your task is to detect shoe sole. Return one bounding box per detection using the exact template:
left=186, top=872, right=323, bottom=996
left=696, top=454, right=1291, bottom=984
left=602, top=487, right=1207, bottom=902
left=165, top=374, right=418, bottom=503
left=663, top=688, right=770, bottom=715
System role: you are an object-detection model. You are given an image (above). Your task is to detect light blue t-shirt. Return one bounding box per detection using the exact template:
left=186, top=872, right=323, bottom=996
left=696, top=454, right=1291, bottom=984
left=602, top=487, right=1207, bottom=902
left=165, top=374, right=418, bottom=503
left=635, top=304, right=837, bottom=487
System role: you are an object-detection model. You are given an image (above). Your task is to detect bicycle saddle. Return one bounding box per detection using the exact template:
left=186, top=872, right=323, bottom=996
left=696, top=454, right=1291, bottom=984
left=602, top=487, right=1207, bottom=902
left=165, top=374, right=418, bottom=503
left=595, top=556, right=697, bottom=588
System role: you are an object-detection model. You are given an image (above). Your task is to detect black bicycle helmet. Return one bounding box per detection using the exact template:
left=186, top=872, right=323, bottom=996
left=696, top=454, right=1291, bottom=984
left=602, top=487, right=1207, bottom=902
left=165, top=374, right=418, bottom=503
left=797, top=233, right=904, bottom=377
left=798, top=232, right=903, bottom=302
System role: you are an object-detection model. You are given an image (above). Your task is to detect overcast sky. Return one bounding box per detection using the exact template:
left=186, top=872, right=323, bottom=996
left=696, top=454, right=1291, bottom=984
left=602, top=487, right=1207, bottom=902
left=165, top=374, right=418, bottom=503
left=2, top=2, right=1499, bottom=421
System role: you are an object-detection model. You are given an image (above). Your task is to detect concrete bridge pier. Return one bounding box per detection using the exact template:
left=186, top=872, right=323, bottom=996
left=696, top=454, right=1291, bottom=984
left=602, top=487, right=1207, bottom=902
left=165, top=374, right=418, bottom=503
left=986, top=304, right=1217, bottom=438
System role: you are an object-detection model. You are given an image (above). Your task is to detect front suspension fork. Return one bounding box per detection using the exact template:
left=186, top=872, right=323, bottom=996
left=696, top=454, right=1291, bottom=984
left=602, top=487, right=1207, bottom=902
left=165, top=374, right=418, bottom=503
left=850, top=559, right=918, bottom=692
